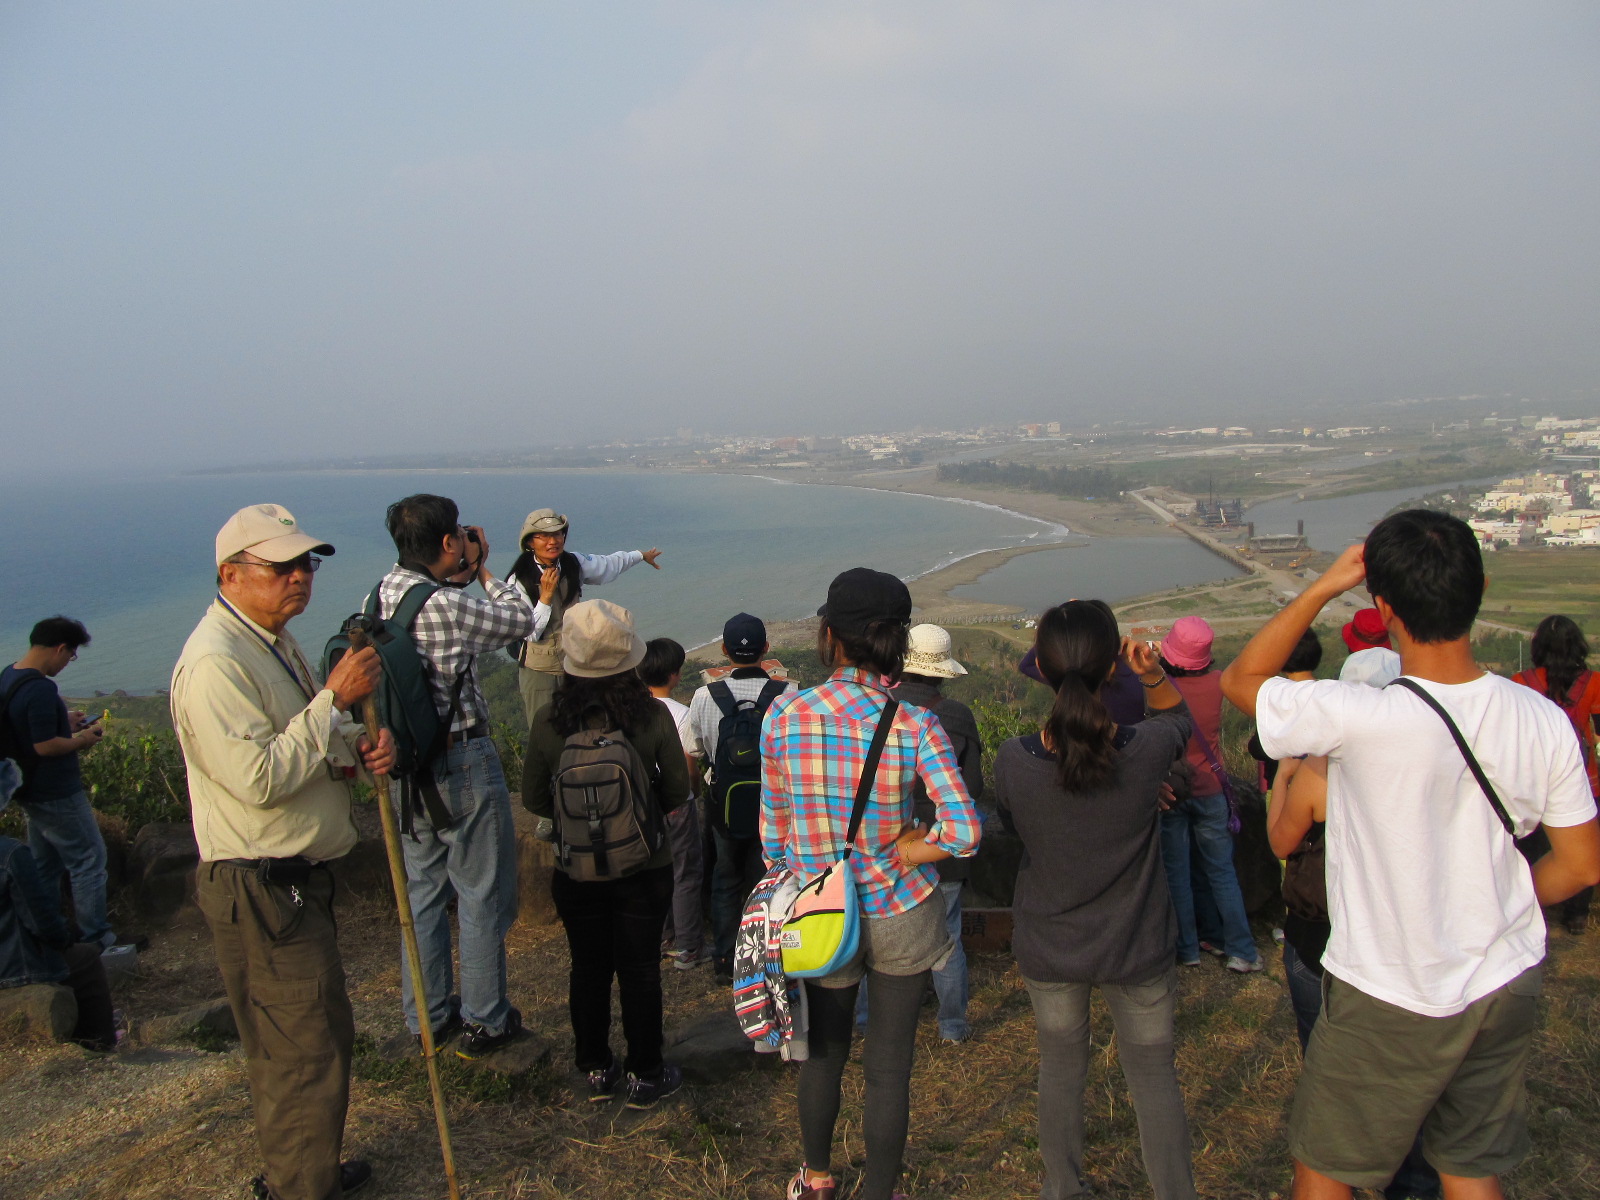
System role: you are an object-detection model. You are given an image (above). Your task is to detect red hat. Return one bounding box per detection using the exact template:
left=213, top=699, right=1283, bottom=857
left=1341, top=607, right=1390, bottom=653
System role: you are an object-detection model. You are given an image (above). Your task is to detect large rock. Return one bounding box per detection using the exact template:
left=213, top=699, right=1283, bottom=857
left=512, top=805, right=558, bottom=926
left=965, top=829, right=1022, bottom=909
left=666, top=1009, right=764, bottom=1084
left=0, top=983, right=77, bottom=1041
left=142, top=997, right=237, bottom=1046
left=126, top=822, right=200, bottom=919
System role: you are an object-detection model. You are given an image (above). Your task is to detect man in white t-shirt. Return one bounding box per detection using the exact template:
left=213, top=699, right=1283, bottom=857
left=1222, top=508, right=1600, bottom=1200
left=639, top=638, right=705, bottom=969
left=685, top=612, right=796, bottom=981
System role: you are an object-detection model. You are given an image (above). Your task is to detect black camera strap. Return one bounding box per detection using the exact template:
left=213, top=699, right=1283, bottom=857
left=1387, top=677, right=1515, bottom=837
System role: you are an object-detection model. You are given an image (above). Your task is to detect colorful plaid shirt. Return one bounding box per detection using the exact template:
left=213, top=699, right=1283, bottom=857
left=759, top=667, right=981, bottom=919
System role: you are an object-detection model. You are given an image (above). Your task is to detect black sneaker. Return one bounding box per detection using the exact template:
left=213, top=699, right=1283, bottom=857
left=587, top=1054, right=623, bottom=1103
left=713, top=956, right=733, bottom=985
left=625, top=1062, right=683, bottom=1110
left=251, top=1161, right=370, bottom=1199
left=455, top=1007, right=522, bottom=1059
left=414, top=1010, right=463, bottom=1052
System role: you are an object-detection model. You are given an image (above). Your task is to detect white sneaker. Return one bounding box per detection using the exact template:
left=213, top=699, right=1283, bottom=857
left=1226, top=955, right=1264, bottom=974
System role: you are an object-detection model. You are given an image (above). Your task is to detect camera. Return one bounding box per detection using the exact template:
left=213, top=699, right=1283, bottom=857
left=466, top=529, right=480, bottom=546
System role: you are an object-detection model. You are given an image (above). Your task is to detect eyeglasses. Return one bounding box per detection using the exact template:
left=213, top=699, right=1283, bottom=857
left=235, top=554, right=322, bottom=576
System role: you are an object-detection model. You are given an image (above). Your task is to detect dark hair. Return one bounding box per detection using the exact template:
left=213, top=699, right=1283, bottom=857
left=549, top=671, right=659, bottom=738
left=386, top=494, right=459, bottom=568
left=1034, top=601, right=1120, bottom=793
left=29, top=616, right=90, bottom=650
left=817, top=617, right=909, bottom=684
left=1363, top=509, right=1483, bottom=644
left=1283, top=628, right=1323, bottom=675
left=638, top=638, right=686, bottom=689
left=1530, top=615, right=1590, bottom=706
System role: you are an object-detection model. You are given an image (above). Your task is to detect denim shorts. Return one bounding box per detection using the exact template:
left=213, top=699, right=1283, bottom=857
left=815, top=890, right=952, bottom=987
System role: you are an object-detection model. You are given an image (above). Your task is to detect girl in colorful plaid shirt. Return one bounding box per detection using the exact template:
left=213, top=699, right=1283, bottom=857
left=759, top=568, right=980, bottom=1200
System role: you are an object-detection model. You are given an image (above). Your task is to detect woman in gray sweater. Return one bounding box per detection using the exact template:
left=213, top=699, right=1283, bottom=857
left=995, top=601, right=1198, bottom=1200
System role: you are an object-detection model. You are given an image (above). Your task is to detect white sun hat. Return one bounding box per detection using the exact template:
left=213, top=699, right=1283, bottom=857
left=903, top=623, right=967, bottom=679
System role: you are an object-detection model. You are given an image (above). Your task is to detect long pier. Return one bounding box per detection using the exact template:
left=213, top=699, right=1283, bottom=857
left=1129, top=490, right=1259, bottom=575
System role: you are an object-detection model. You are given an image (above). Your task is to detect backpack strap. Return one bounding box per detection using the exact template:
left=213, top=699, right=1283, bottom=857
left=708, top=680, right=737, bottom=719
left=841, top=699, right=899, bottom=860
left=0, top=670, right=48, bottom=765
left=1387, top=677, right=1515, bottom=836
left=389, top=580, right=462, bottom=836
left=753, top=678, right=788, bottom=714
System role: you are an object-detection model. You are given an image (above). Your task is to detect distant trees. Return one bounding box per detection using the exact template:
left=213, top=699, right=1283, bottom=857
left=937, top=460, right=1126, bottom=497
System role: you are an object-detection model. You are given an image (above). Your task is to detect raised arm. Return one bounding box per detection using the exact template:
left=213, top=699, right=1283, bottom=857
left=1222, top=544, right=1368, bottom=717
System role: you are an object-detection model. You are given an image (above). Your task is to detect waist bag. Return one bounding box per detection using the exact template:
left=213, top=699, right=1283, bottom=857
left=780, top=699, right=899, bottom=979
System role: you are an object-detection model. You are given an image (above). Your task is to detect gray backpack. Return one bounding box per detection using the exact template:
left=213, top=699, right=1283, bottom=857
left=550, top=720, right=665, bottom=881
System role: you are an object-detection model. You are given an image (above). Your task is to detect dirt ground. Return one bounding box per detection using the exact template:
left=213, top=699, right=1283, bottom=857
left=3, top=885, right=1599, bottom=1200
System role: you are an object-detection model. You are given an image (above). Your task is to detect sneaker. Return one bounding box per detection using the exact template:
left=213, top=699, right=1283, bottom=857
left=787, top=1166, right=837, bottom=1199
left=251, top=1161, right=371, bottom=1199
left=625, top=1062, right=683, bottom=1110
left=1226, top=955, right=1264, bottom=974
left=455, top=1007, right=522, bottom=1059
left=587, top=1055, right=623, bottom=1103
left=1198, top=941, right=1227, bottom=958
left=672, top=947, right=711, bottom=971
left=415, top=1010, right=464, bottom=1052
left=1178, top=957, right=1201, bottom=968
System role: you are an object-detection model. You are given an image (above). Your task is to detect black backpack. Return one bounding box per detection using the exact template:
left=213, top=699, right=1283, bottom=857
left=323, top=582, right=465, bottom=833
left=0, top=669, right=47, bottom=773
left=708, top=678, right=788, bottom=839
left=550, top=717, right=664, bottom=881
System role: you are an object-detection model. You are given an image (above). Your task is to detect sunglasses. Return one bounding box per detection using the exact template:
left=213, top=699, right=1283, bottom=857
left=236, top=553, right=322, bottom=576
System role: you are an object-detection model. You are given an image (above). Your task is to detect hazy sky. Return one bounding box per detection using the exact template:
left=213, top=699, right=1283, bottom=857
left=3, top=2, right=1598, bottom=478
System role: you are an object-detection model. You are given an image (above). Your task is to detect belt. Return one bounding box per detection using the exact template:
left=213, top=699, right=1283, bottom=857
left=214, top=855, right=325, bottom=884
left=448, top=721, right=491, bottom=746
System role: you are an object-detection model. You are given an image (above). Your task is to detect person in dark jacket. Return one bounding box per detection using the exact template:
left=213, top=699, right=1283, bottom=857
left=0, top=758, right=115, bottom=1050
left=521, top=600, right=690, bottom=1111
left=887, top=623, right=983, bottom=1042
left=996, top=601, right=1198, bottom=1200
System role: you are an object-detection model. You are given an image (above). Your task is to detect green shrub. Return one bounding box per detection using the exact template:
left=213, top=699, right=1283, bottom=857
left=81, top=729, right=190, bottom=827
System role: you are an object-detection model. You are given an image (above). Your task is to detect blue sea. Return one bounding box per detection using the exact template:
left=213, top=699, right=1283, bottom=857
left=0, top=469, right=1097, bottom=694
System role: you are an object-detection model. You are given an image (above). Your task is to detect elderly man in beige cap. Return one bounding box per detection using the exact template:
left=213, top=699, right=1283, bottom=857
left=507, top=507, right=663, bottom=721
left=171, top=503, right=394, bottom=1200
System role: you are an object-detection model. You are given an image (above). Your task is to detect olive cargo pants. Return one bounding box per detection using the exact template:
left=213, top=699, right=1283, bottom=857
left=198, top=861, right=354, bottom=1200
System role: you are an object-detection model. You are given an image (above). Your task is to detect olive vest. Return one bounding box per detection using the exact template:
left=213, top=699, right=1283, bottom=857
left=513, top=552, right=581, bottom=674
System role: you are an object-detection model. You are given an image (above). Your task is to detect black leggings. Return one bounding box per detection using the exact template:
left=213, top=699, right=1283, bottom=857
left=799, top=969, right=928, bottom=1200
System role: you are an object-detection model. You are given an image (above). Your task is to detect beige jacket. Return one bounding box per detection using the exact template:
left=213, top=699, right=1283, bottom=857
left=171, top=600, right=363, bottom=862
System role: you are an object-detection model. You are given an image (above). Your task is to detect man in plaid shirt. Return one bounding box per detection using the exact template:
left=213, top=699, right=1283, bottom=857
left=376, top=494, right=534, bottom=1058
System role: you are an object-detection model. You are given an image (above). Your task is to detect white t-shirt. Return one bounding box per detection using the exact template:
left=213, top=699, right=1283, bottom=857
left=656, top=695, right=694, bottom=757
left=1258, top=670, right=1596, bottom=1017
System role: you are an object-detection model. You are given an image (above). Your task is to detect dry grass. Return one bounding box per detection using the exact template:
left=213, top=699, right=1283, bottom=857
left=3, top=894, right=1599, bottom=1199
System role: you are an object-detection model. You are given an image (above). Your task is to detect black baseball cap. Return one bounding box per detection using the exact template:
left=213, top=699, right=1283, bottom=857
left=817, top=568, right=912, bottom=638
left=723, top=612, right=767, bottom=662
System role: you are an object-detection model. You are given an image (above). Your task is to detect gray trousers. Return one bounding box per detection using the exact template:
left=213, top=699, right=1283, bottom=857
left=198, top=862, right=353, bottom=1200
left=1024, top=968, right=1196, bottom=1200
left=518, top=666, right=558, bottom=725
left=661, top=795, right=705, bottom=955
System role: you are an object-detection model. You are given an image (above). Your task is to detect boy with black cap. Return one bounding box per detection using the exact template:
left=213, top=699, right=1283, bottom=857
left=685, top=612, right=795, bottom=980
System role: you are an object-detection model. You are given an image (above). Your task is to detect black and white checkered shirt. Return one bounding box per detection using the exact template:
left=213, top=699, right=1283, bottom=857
left=376, top=566, right=534, bottom=733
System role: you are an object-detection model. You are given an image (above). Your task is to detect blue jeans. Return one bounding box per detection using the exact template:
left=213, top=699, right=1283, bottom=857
left=25, top=789, right=112, bottom=945
left=1283, top=939, right=1323, bottom=1052
left=1025, top=969, right=1197, bottom=1200
left=399, top=738, right=519, bottom=1036
left=1159, top=793, right=1256, bottom=964
left=856, top=880, right=971, bottom=1040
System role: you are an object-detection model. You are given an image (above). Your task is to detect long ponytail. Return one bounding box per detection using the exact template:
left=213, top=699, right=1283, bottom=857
left=1035, top=601, right=1120, bottom=792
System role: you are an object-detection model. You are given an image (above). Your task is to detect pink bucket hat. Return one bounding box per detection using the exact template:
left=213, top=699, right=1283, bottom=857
left=1160, top=616, right=1215, bottom=671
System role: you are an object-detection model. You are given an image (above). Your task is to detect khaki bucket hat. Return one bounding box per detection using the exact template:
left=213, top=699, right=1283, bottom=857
left=561, top=599, right=647, bottom=678
left=520, top=508, right=569, bottom=546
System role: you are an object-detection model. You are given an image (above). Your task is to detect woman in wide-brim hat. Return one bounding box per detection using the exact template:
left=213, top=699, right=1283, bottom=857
left=521, top=599, right=691, bottom=1110
left=764, top=569, right=983, bottom=1200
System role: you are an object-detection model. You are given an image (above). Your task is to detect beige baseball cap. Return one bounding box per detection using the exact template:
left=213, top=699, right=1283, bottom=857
left=903, top=623, right=968, bottom=679
left=561, top=599, right=646, bottom=679
left=520, top=508, right=569, bottom=546
left=215, top=504, right=336, bottom=566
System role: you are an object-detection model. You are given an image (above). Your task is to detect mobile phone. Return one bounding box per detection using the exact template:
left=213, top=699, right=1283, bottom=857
left=84, top=712, right=104, bottom=728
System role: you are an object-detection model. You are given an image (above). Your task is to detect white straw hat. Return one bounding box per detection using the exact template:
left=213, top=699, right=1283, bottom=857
left=903, top=623, right=967, bottom=679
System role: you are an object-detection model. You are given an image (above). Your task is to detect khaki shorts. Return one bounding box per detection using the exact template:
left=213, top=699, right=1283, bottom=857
left=814, top=890, right=953, bottom=987
left=1289, top=964, right=1542, bottom=1186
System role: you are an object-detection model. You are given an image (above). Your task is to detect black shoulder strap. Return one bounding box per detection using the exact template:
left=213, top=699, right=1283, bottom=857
left=392, top=581, right=441, bottom=630
left=1387, top=677, right=1515, bottom=836
left=754, top=678, right=788, bottom=713
left=841, top=698, right=899, bottom=860
left=708, top=680, right=737, bottom=718
left=1, top=669, right=44, bottom=714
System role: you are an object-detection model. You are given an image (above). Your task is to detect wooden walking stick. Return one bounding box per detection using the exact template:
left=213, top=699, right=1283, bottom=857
left=345, top=621, right=462, bottom=1200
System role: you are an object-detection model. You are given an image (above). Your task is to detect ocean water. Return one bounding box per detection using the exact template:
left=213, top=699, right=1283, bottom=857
left=1244, top=477, right=1503, bottom=553
left=0, top=470, right=1071, bottom=694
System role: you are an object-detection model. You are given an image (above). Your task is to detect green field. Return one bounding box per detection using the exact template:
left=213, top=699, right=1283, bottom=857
left=1481, top=548, right=1600, bottom=634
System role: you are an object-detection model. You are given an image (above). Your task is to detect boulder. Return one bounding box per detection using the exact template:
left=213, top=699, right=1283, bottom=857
left=0, top=983, right=77, bottom=1041
left=512, top=806, right=558, bottom=926
left=456, top=1028, right=553, bottom=1076
left=126, top=823, right=200, bottom=919
left=965, top=829, right=1022, bottom=909
left=142, top=997, right=238, bottom=1046
left=666, top=1009, right=763, bottom=1084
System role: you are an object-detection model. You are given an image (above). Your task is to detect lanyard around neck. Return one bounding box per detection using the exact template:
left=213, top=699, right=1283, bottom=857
left=216, top=594, right=316, bottom=703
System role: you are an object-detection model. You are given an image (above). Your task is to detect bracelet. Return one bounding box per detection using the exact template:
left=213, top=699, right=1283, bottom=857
left=1141, top=674, right=1166, bottom=689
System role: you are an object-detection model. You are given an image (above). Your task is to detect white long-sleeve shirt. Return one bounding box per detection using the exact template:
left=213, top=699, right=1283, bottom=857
left=515, top=550, right=644, bottom=646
